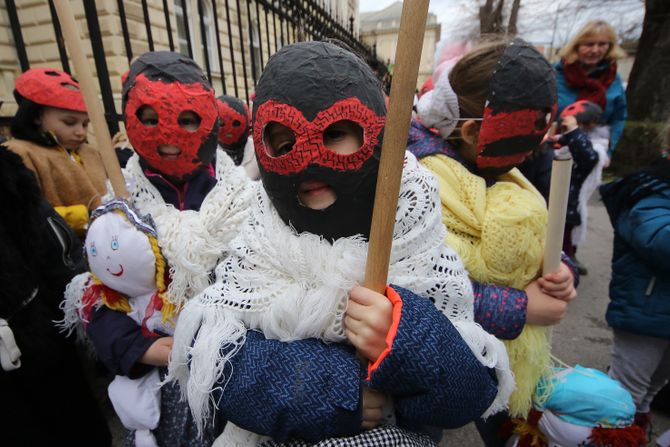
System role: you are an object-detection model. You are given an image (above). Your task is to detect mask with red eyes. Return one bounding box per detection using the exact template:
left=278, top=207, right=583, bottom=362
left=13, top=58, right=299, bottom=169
left=216, top=95, right=250, bottom=165
left=123, top=51, right=219, bottom=181
left=476, top=39, right=557, bottom=177
left=14, top=68, right=87, bottom=112
left=253, top=41, right=386, bottom=241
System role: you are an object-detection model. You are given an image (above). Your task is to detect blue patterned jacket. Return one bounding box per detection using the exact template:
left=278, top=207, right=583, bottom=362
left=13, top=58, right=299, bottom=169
left=211, top=286, right=499, bottom=442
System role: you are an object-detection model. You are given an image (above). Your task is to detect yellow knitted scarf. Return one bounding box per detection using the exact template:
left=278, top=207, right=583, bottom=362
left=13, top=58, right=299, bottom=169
left=421, top=154, right=551, bottom=417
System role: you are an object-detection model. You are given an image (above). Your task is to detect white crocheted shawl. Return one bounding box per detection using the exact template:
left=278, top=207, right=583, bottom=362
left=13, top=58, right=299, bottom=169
left=60, top=149, right=253, bottom=333
left=123, top=149, right=252, bottom=307
left=170, top=152, right=513, bottom=432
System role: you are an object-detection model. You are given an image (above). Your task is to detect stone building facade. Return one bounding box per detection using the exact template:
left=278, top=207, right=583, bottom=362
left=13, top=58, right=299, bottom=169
left=0, top=0, right=361, bottom=131
left=359, top=1, right=440, bottom=88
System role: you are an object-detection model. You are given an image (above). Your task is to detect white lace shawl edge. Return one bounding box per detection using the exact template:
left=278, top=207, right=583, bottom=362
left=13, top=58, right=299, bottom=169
left=119, top=149, right=252, bottom=307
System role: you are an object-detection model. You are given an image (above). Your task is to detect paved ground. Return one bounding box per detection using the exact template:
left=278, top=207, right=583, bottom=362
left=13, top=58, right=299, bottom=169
left=440, top=194, right=670, bottom=446
left=98, top=195, right=669, bottom=446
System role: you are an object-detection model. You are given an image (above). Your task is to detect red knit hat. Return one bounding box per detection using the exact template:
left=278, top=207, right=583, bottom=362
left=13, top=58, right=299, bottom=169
left=14, top=68, right=87, bottom=112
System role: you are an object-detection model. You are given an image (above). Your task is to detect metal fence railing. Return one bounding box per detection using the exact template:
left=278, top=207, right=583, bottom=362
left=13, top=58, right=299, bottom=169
left=4, top=0, right=384, bottom=134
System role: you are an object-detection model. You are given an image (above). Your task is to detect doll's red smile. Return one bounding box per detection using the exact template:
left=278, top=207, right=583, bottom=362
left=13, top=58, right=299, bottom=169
left=107, top=265, right=124, bottom=277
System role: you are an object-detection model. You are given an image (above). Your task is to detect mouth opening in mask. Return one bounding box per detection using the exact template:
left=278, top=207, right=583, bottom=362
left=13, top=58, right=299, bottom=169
left=157, top=145, right=182, bottom=160
left=297, top=179, right=337, bottom=210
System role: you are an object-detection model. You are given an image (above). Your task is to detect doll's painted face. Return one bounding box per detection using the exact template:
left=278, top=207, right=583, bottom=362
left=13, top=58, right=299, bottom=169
left=86, top=212, right=156, bottom=297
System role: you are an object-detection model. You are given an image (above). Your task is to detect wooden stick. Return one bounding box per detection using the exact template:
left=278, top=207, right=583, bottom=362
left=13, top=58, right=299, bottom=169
left=53, top=0, right=128, bottom=198
left=543, top=151, right=573, bottom=275
left=364, top=0, right=430, bottom=293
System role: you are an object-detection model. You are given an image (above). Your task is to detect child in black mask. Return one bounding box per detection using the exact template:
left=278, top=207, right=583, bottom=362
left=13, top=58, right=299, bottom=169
left=171, top=41, right=512, bottom=446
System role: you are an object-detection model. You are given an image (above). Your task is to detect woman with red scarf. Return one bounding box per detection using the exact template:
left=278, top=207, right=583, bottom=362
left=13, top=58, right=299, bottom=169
left=555, top=20, right=628, bottom=157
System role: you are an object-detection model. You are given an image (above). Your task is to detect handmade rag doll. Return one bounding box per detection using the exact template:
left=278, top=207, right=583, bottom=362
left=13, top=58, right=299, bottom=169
left=84, top=200, right=177, bottom=447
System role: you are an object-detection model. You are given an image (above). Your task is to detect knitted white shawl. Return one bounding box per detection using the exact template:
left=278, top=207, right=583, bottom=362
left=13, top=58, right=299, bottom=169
left=123, top=150, right=252, bottom=306
left=60, top=149, right=252, bottom=332
left=170, top=152, right=513, bottom=434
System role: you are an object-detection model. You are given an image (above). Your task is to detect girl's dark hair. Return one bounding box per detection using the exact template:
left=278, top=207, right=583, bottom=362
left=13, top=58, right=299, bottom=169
left=449, top=40, right=509, bottom=119
left=10, top=94, right=57, bottom=147
left=443, top=40, right=508, bottom=149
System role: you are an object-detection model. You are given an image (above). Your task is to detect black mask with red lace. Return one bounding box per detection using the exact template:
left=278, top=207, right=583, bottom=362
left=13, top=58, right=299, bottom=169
left=252, top=42, right=386, bottom=242
left=476, top=39, right=558, bottom=177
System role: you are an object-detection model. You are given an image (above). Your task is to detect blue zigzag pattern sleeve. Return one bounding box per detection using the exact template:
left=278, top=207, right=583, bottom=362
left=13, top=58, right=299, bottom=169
left=368, top=286, right=498, bottom=429
left=212, top=330, right=364, bottom=442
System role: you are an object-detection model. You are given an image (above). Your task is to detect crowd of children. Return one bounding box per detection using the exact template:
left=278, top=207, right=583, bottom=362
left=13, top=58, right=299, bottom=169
left=0, top=16, right=667, bottom=447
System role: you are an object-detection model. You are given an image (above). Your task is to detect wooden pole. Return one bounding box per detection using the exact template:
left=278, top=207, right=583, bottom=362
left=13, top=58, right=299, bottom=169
left=543, top=151, right=573, bottom=275
left=364, top=0, right=430, bottom=293
left=53, top=0, right=128, bottom=198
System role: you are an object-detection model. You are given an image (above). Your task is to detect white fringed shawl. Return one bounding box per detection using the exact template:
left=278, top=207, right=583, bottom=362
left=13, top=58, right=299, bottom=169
left=124, top=149, right=252, bottom=307
left=170, top=152, right=513, bottom=434
left=60, top=149, right=253, bottom=333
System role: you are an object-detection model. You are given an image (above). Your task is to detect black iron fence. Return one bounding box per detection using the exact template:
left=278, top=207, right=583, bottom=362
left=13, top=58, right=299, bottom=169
left=4, top=0, right=383, bottom=134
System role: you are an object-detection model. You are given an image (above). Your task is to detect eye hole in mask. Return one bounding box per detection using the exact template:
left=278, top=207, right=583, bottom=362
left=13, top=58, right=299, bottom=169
left=264, top=122, right=296, bottom=158
left=178, top=110, right=202, bottom=132
left=137, top=105, right=159, bottom=127
left=323, top=120, right=364, bottom=156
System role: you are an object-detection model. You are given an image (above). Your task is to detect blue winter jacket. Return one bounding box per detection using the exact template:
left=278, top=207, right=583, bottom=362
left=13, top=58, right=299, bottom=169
left=554, top=60, right=627, bottom=156
left=601, top=175, right=670, bottom=339
left=211, top=286, right=499, bottom=442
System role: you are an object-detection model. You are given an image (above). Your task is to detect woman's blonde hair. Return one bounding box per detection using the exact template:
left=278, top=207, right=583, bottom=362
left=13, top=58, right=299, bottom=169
left=559, top=20, right=627, bottom=64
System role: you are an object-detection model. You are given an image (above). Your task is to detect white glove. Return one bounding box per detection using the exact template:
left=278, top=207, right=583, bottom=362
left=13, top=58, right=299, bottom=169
left=0, top=318, right=21, bottom=371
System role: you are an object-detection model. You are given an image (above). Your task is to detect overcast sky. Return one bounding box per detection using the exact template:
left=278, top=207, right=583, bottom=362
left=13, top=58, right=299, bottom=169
left=359, top=0, right=644, bottom=48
